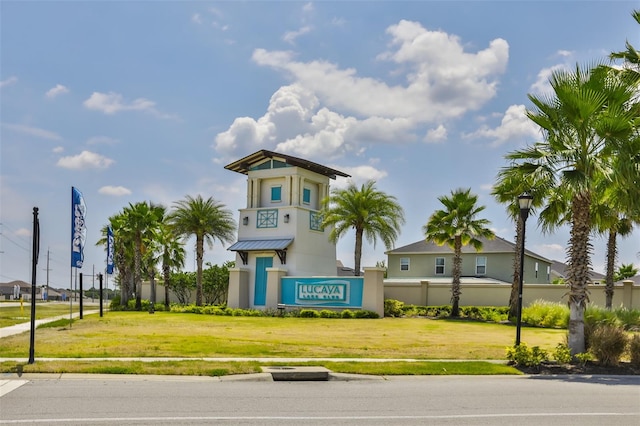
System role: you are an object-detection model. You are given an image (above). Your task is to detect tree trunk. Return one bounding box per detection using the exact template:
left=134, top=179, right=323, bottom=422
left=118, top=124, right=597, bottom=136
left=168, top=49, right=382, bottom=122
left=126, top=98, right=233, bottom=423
left=149, top=270, right=156, bottom=314
left=567, top=191, right=592, bottom=355
left=354, top=227, right=364, bottom=277
left=451, top=237, right=462, bottom=317
left=164, top=265, right=170, bottom=309
left=134, top=235, right=142, bottom=310
left=605, top=229, right=617, bottom=310
left=196, top=236, right=204, bottom=306
left=509, top=218, right=524, bottom=320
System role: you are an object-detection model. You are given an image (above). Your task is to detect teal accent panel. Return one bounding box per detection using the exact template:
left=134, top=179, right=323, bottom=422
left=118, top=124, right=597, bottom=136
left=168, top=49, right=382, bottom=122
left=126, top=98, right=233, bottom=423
left=303, top=188, right=311, bottom=204
left=281, top=277, right=364, bottom=307
left=254, top=257, right=273, bottom=305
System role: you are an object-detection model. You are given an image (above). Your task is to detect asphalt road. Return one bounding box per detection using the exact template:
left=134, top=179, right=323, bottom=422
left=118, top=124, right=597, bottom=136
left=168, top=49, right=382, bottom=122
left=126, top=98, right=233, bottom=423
left=1, top=374, right=639, bottom=425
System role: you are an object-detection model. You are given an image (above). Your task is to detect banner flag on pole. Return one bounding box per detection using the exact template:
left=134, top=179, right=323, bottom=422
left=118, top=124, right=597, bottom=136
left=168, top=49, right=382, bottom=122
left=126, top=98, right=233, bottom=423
left=106, top=225, right=114, bottom=274
left=71, top=186, right=86, bottom=268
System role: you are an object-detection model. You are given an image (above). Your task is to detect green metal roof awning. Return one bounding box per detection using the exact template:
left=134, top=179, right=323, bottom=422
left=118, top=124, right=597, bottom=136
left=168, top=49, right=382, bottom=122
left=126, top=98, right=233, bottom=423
left=228, top=238, right=294, bottom=265
left=227, top=238, right=294, bottom=251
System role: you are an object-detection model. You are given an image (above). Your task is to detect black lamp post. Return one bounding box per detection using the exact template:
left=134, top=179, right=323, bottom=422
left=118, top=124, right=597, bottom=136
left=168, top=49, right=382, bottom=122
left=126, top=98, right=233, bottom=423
left=515, top=193, right=533, bottom=346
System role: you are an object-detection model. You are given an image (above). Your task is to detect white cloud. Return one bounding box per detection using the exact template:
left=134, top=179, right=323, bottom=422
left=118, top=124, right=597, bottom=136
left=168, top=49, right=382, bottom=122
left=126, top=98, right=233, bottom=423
left=333, top=165, right=388, bottom=189
left=0, top=76, right=18, bottom=88
left=45, top=84, right=69, bottom=99
left=465, top=104, right=540, bottom=147
left=56, top=150, right=114, bottom=170
left=424, top=125, right=447, bottom=143
left=214, top=84, right=413, bottom=160
left=52, top=146, right=64, bottom=153
left=530, top=64, right=567, bottom=96
left=283, top=26, right=312, bottom=44
left=216, top=20, right=509, bottom=161
left=191, top=13, right=202, bottom=24
left=2, top=123, right=62, bottom=140
left=87, top=136, right=119, bottom=145
left=83, top=91, right=177, bottom=119
left=302, top=2, right=314, bottom=13
left=99, top=185, right=132, bottom=196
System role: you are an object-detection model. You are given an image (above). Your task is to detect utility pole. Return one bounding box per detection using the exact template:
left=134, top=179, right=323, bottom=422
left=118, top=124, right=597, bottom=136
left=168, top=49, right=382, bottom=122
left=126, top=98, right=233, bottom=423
left=42, top=248, right=52, bottom=302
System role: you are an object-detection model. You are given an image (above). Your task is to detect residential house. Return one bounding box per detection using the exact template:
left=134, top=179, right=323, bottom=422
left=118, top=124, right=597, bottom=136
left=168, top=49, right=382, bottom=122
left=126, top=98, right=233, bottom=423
left=386, top=235, right=553, bottom=284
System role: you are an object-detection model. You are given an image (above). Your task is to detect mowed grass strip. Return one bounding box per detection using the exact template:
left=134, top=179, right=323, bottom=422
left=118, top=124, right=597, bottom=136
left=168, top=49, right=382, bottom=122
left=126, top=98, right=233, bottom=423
left=0, top=302, right=84, bottom=328
left=0, top=360, right=520, bottom=377
left=0, top=311, right=565, bottom=359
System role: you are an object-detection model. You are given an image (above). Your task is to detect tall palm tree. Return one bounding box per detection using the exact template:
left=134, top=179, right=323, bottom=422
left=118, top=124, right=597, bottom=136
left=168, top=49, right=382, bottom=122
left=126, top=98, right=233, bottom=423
left=423, top=188, right=495, bottom=317
left=505, top=64, right=636, bottom=354
left=321, top=180, right=405, bottom=277
left=122, top=202, right=165, bottom=310
left=168, top=195, right=236, bottom=306
left=608, top=9, right=640, bottom=85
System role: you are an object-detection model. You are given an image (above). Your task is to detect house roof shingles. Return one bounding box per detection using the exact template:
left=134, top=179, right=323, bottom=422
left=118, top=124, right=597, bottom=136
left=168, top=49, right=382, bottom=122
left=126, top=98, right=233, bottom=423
left=387, top=235, right=551, bottom=263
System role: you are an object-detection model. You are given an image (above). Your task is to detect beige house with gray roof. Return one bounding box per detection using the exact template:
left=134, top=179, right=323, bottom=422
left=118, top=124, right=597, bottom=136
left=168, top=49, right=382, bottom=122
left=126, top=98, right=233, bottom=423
left=386, top=235, right=552, bottom=284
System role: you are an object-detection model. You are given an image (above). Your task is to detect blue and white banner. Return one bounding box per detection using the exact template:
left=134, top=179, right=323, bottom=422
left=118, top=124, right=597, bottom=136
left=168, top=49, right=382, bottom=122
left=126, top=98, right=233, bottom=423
left=106, top=225, right=114, bottom=274
left=71, top=186, right=86, bottom=268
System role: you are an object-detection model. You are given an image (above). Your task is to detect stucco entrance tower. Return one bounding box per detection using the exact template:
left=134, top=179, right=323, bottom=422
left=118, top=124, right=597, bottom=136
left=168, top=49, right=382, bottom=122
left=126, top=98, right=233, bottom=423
left=225, top=150, right=350, bottom=309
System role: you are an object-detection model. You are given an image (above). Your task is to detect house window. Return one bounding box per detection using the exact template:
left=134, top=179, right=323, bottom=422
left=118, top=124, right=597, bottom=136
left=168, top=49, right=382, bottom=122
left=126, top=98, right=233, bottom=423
left=400, top=258, right=410, bottom=271
left=547, top=266, right=550, bottom=282
left=535, top=262, right=539, bottom=278
left=271, top=186, right=282, bottom=202
left=475, top=256, right=487, bottom=275
left=303, top=188, right=311, bottom=204
left=435, top=257, right=445, bottom=275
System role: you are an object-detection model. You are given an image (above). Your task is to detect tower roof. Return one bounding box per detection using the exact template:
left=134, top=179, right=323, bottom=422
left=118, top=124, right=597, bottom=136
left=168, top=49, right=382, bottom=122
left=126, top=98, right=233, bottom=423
left=224, top=149, right=350, bottom=180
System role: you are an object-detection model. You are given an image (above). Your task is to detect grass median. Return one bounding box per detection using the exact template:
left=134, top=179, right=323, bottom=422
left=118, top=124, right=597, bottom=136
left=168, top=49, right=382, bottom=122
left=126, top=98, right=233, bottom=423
left=0, top=311, right=565, bottom=376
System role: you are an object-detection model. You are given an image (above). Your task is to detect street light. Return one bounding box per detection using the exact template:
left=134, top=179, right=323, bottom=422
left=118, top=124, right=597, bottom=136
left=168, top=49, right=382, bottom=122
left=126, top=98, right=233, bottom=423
left=515, top=193, right=533, bottom=346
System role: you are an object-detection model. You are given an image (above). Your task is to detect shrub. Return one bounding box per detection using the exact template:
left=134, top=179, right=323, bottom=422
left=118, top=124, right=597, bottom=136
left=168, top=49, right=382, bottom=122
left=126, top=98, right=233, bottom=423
left=553, top=343, right=572, bottom=364
left=589, top=324, right=628, bottom=366
left=340, top=309, right=354, bottom=319
left=319, top=309, right=339, bottom=318
left=506, top=343, right=549, bottom=368
left=384, top=299, right=405, bottom=317
left=299, top=309, right=319, bottom=318
left=354, top=310, right=380, bottom=319
left=629, top=334, right=640, bottom=367
left=522, top=300, right=568, bottom=328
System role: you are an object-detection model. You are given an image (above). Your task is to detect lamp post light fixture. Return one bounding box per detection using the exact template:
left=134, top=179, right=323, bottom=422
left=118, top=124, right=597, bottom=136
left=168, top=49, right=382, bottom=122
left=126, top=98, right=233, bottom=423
left=515, top=193, right=533, bottom=346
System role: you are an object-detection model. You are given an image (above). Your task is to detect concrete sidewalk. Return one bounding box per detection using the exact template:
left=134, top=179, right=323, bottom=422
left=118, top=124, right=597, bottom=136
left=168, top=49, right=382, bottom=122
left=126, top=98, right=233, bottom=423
left=0, top=310, right=100, bottom=339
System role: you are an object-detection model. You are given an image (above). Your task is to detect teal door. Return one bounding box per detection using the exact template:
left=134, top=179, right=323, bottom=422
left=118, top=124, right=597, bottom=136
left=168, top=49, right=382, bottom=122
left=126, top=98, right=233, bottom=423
left=254, top=257, right=273, bottom=306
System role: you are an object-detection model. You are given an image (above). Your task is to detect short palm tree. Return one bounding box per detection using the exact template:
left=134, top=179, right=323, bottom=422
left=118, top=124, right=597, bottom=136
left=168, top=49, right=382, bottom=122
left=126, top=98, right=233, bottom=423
left=321, top=180, right=405, bottom=277
left=423, top=188, right=495, bottom=317
left=168, top=195, right=236, bottom=306
left=122, top=202, right=165, bottom=310
left=156, top=223, right=185, bottom=309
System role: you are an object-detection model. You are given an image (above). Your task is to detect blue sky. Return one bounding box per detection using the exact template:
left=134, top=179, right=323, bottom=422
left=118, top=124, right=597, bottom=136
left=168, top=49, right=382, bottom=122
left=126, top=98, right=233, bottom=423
left=1, top=1, right=638, bottom=290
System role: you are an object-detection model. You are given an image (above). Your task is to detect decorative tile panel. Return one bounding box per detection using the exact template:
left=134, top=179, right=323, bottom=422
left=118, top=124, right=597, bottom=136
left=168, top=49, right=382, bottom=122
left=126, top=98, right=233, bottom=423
left=257, top=209, right=278, bottom=228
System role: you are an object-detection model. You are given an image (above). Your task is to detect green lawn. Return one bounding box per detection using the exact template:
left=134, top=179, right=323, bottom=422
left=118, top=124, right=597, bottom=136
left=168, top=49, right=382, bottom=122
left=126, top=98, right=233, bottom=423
left=0, top=311, right=565, bottom=376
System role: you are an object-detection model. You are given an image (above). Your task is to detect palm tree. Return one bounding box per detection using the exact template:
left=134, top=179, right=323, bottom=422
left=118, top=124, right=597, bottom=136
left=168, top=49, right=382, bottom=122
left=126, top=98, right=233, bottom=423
left=97, top=212, right=135, bottom=306
left=321, top=180, right=405, bottom=277
left=615, top=263, right=639, bottom=282
left=505, top=64, right=636, bottom=354
left=168, top=195, right=236, bottom=306
left=492, top=168, right=550, bottom=319
left=608, top=9, right=640, bottom=85
left=122, top=202, right=165, bottom=310
left=423, top=188, right=495, bottom=317
left=156, top=223, right=185, bottom=309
